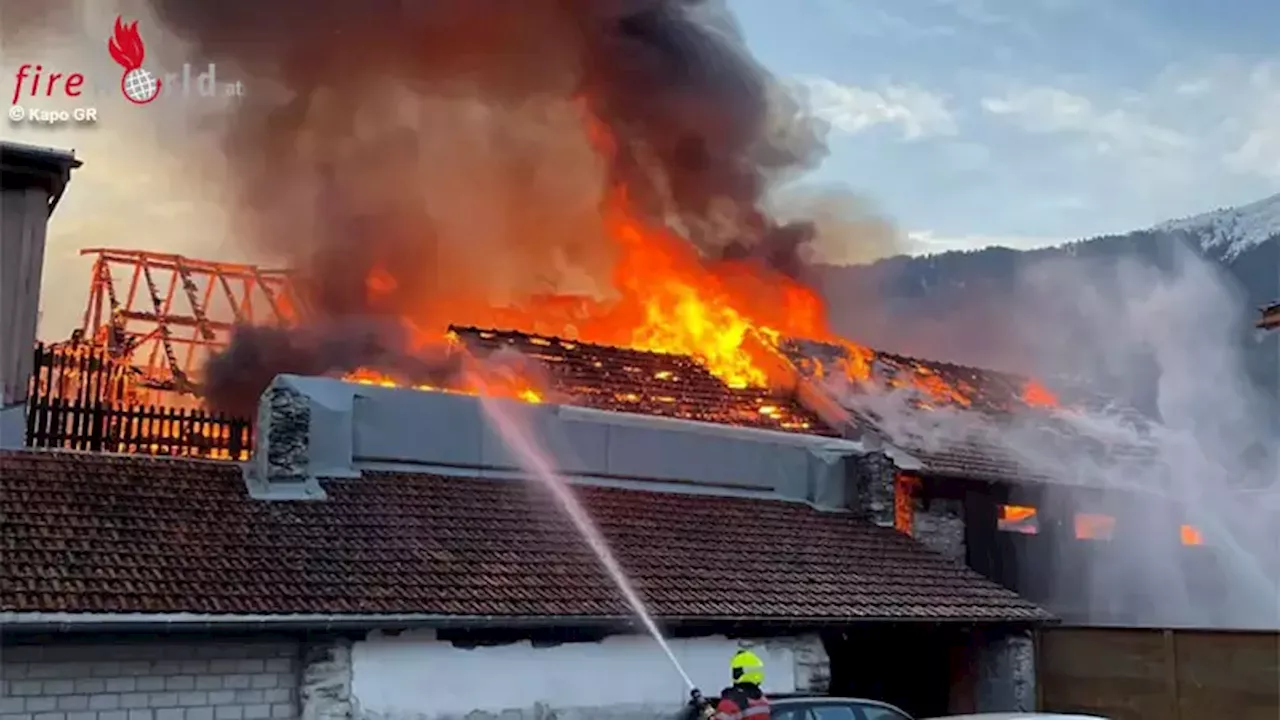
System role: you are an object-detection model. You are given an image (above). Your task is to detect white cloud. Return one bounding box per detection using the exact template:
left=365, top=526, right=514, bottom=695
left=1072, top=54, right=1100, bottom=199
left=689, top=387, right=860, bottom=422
left=810, top=0, right=957, bottom=40
left=907, top=230, right=1062, bottom=255
left=932, top=0, right=1009, bottom=26
left=981, top=86, right=1189, bottom=153
left=1221, top=63, right=1280, bottom=180
left=796, top=76, right=958, bottom=141
left=1174, top=78, right=1212, bottom=97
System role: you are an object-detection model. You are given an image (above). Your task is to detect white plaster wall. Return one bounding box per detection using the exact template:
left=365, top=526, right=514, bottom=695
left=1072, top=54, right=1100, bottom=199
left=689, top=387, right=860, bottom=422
left=350, top=631, right=806, bottom=718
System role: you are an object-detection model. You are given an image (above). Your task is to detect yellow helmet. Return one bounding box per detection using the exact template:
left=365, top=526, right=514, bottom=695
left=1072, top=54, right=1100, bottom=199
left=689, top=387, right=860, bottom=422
left=730, top=649, right=765, bottom=686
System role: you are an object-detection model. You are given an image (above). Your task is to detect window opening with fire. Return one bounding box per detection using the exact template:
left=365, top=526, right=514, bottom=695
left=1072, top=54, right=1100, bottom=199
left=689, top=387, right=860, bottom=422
left=997, top=504, right=1039, bottom=534
left=998, top=504, right=1205, bottom=545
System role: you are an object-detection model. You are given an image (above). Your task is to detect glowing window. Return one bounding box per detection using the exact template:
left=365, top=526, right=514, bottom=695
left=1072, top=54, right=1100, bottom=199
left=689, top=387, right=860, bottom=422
left=998, top=504, right=1039, bottom=534
left=1075, top=513, right=1116, bottom=540
left=1181, top=524, right=1205, bottom=546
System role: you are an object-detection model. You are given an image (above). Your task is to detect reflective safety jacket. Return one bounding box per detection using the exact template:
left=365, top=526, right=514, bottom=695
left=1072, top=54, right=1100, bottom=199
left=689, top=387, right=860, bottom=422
left=713, top=683, right=770, bottom=720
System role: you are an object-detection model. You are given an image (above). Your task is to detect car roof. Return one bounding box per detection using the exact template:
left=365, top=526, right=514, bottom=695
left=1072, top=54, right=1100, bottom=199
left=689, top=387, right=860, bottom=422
left=771, top=696, right=912, bottom=714
left=922, top=714, right=1109, bottom=719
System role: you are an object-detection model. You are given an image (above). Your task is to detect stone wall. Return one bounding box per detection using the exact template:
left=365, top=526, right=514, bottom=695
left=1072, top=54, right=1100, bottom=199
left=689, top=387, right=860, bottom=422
left=0, top=638, right=299, bottom=720
left=298, top=642, right=350, bottom=720
left=848, top=456, right=969, bottom=565
left=914, top=497, right=966, bottom=562
left=847, top=452, right=897, bottom=527
left=973, top=630, right=1036, bottom=713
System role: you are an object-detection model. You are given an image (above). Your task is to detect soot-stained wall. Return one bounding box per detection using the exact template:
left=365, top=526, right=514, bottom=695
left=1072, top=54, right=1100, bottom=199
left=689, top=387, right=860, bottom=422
left=847, top=458, right=968, bottom=564
left=302, top=630, right=828, bottom=720
left=913, top=495, right=966, bottom=562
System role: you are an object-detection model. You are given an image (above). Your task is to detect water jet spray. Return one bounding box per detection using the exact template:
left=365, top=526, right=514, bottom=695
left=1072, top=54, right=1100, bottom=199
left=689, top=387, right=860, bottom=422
left=471, top=379, right=696, bottom=696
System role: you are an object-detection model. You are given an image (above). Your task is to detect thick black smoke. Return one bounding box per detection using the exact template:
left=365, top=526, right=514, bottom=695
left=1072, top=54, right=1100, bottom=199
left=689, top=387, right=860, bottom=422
left=142, top=0, right=827, bottom=408
left=202, top=320, right=463, bottom=417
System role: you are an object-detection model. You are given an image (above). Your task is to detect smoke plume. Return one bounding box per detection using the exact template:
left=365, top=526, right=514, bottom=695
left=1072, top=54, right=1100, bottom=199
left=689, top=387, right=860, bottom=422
left=817, top=242, right=1279, bottom=629
left=120, top=0, right=835, bottom=407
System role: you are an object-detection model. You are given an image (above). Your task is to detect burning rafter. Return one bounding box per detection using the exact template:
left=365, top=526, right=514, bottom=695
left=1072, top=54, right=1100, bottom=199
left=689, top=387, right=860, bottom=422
left=74, top=248, right=306, bottom=397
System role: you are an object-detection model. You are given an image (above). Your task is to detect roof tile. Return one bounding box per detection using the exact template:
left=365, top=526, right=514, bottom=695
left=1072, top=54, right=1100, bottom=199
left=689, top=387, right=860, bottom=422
left=1, top=450, right=1050, bottom=622
left=454, top=326, right=837, bottom=436
left=781, top=339, right=1162, bottom=487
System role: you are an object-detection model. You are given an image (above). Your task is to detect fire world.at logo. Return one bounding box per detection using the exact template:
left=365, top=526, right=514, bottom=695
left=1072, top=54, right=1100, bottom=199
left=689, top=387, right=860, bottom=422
left=107, top=16, right=161, bottom=105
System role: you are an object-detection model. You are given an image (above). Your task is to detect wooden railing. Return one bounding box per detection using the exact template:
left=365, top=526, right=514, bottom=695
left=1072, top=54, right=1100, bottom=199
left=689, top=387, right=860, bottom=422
left=24, top=343, right=252, bottom=461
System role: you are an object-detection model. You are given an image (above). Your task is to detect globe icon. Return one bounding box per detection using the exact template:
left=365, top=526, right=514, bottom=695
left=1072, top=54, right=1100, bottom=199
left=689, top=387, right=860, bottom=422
left=122, top=68, right=160, bottom=104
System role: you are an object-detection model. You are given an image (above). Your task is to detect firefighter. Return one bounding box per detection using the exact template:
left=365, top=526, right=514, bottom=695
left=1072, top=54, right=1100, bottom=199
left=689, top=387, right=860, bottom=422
left=712, top=649, right=771, bottom=720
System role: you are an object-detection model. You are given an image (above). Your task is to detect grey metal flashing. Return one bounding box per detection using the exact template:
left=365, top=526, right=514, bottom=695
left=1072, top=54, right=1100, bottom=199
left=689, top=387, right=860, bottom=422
left=249, top=374, right=874, bottom=507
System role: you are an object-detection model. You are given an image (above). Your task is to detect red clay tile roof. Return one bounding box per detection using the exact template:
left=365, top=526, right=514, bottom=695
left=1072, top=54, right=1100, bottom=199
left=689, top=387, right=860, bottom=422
left=449, top=327, right=1156, bottom=487
left=454, top=326, right=837, bottom=437
left=0, top=450, right=1050, bottom=622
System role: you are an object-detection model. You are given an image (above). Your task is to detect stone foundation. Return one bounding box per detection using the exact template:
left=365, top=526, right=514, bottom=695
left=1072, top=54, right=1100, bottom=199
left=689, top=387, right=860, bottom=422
left=974, top=630, right=1036, bottom=712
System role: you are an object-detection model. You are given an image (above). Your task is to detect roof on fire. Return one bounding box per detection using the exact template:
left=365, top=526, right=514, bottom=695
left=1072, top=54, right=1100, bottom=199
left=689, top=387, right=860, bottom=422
left=781, top=339, right=1162, bottom=487
left=457, top=326, right=837, bottom=436
left=452, top=326, right=1160, bottom=488
left=0, top=449, right=1052, bottom=625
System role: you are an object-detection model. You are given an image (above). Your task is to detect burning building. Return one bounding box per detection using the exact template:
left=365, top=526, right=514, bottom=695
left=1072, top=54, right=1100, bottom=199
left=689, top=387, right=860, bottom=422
left=2, top=151, right=1056, bottom=717
left=3, top=2, right=1270, bottom=718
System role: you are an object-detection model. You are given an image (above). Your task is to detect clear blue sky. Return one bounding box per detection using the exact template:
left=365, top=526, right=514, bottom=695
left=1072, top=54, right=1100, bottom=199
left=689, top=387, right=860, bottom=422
left=728, top=0, right=1280, bottom=252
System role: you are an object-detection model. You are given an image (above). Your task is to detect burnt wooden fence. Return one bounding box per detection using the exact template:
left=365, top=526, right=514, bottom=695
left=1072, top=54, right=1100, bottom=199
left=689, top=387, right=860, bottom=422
left=1038, top=626, right=1279, bottom=720
left=25, top=343, right=252, bottom=461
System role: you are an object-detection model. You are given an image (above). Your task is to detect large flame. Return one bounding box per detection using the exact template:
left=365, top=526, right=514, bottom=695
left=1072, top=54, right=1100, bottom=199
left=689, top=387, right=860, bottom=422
left=347, top=99, right=839, bottom=393
left=344, top=100, right=1057, bottom=413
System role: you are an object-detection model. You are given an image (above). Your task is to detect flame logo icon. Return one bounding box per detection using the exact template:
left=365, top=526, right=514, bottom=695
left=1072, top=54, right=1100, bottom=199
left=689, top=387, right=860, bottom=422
left=108, top=16, right=162, bottom=105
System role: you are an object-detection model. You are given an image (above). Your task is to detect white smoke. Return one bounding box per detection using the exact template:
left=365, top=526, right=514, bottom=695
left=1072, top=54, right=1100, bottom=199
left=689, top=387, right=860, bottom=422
left=817, top=242, right=1279, bottom=629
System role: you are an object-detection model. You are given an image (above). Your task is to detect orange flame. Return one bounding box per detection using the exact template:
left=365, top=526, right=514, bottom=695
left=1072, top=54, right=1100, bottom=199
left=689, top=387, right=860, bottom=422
left=339, top=99, right=1046, bottom=413
left=346, top=365, right=543, bottom=405
left=1022, top=379, right=1059, bottom=408
left=1180, top=524, right=1204, bottom=546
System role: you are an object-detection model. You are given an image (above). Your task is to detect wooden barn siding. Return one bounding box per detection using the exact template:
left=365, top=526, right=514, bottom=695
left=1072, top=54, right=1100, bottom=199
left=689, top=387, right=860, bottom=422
left=1038, top=626, right=1278, bottom=720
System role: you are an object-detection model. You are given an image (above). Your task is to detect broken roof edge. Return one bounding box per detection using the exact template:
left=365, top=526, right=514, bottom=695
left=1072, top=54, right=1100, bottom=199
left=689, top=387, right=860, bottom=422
left=780, top=353, right=1175, bottom=490
left=250, top=374, right=874, bottom=506
left=0, top=610, right=1056, bottom=634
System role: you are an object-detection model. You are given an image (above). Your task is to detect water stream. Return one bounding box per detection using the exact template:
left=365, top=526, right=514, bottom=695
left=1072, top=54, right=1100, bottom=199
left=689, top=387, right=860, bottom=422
left=476, top=392, right=696, bottom=692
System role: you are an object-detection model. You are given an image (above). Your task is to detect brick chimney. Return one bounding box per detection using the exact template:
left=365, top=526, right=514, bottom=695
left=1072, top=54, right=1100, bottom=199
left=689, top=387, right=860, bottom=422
left=0, top=142, right=81, bottom=447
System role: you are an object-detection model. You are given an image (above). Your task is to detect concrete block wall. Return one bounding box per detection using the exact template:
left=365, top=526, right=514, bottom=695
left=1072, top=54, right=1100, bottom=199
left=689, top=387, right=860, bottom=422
left=0, top=639, right=300, bottom=720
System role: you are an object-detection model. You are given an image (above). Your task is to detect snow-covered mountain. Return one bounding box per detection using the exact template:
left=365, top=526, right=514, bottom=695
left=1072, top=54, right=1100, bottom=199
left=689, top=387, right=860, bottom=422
left=1154, top=193, right=1280, bottom=262
left=815, top=192, right=1280, bottom=408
